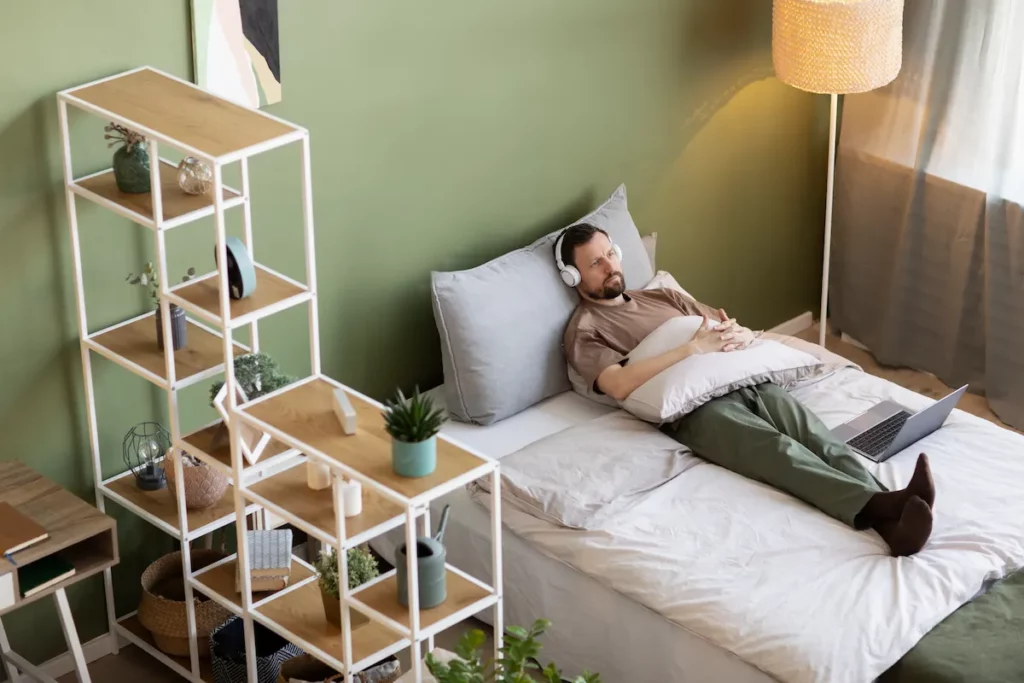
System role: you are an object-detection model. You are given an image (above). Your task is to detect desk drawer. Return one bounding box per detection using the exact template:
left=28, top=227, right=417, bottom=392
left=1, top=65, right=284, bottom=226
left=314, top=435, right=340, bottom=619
left=0, top=573, right=14, bottom=611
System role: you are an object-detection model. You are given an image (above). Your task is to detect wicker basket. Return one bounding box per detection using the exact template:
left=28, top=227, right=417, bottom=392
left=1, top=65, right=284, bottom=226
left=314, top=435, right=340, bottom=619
left=165, top=454, right=230, bottom=510
left=139, top=550, right=233, bottom=658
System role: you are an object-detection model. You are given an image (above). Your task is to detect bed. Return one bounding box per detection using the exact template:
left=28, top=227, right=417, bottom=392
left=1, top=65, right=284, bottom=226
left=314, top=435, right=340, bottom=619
left=382, top=185, right=1024, bottom=682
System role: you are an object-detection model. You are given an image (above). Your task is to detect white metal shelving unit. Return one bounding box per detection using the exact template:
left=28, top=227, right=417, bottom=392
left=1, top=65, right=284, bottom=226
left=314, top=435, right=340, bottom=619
left=58, top=66, right=502, bottom=683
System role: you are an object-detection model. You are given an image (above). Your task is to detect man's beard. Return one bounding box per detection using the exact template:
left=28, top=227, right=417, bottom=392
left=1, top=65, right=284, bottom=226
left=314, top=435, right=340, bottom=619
left=584, top=272, right=625, bottom=300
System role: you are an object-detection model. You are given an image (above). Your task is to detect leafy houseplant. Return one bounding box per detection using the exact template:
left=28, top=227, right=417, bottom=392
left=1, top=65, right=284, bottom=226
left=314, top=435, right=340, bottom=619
left=384, top=387, right=446, bottom=478
left=105, top=122, right=150, bottom=193
left=126, top=262, right=196, bottom=351
left=313, top=545, right=379, bottom=628
left=426, top=619, right=601, bottom=683
left=208, top=352, right=297, bottom=405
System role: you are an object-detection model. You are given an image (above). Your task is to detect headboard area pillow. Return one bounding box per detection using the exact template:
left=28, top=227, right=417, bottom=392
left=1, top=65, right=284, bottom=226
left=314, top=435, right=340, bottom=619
left=431, top=184, right=654, bottom=425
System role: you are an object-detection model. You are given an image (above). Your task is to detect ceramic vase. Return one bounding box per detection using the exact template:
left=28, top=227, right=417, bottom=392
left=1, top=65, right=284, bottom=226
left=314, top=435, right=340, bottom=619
left=156, top=304, right=187, bottom=351
left=391, top=436, right=437, bottom=478
left=113, top=143, right=151, bottom=193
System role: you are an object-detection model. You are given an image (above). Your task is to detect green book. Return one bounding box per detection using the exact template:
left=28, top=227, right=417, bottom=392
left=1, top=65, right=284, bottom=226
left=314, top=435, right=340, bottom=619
left=19, top=555, right=76, bottom=598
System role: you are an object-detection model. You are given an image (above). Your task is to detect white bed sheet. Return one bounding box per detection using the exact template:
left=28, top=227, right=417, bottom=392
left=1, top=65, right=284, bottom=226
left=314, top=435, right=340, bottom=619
left=372, top=389, right=775, bottom=682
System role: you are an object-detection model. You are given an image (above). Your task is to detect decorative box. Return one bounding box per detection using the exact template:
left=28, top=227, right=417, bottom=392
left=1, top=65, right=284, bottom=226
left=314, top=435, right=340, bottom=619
left=237, top=529, right=293, bottom=593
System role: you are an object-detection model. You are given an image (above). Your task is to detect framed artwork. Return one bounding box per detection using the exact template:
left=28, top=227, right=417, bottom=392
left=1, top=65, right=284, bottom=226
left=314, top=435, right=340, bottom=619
left=191, top=0, right=281, bottom=108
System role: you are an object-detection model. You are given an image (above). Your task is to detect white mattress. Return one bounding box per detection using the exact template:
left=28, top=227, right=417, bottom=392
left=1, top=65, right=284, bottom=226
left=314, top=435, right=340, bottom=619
left=373, top=389, right=774, bottom=683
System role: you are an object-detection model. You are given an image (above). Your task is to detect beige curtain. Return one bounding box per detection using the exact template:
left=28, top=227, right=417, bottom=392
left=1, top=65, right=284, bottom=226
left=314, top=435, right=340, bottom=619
left=832, top=0, right=1024, bottom=428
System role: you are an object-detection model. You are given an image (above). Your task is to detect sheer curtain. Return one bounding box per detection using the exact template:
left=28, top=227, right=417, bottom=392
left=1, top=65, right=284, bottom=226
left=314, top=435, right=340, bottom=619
left=832, top=0, right=1024, bottom=428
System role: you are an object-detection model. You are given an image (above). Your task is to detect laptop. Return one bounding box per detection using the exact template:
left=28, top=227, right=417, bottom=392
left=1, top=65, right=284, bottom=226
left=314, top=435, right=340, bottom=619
left=830, top=384, right=968, bottom=462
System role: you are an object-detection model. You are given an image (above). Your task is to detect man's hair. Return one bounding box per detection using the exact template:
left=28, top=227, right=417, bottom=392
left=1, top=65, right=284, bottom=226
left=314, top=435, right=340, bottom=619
left=555, top=223, right=609, bottom=269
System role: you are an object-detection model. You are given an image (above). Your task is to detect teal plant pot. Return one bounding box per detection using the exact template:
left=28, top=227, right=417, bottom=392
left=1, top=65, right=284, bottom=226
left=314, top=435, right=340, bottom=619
left=391, top=437, right=437, bottom=478
left=113, top=144, right=151, bottom=193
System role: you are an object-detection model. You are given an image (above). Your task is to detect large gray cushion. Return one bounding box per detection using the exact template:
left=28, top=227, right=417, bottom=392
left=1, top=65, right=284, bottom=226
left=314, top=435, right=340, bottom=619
left=431, top=184, right=654, bottom=424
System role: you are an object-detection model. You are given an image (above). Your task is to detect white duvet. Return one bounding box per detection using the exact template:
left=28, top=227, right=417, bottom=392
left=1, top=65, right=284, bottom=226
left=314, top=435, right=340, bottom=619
left=472, top=367, right=1024, bottom=683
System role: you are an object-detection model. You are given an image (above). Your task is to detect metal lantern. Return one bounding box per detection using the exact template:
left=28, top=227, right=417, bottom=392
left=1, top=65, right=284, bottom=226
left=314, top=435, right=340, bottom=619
left=177, top=156, right=213, bottom=196
left=123, top=422, right=169, bottom=491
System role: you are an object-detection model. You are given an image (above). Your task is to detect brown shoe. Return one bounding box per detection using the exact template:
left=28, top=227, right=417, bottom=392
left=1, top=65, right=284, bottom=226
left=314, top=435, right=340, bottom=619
left=874, top=496, right=933, bottom=557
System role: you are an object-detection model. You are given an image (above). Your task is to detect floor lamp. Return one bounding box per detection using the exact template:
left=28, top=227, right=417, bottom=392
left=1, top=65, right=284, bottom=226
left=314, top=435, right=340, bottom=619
left=772, top=0, right=904, bottom=348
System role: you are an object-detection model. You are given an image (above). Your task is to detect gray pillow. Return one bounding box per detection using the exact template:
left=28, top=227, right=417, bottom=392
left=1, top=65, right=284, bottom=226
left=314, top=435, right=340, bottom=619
left=431, top=184, right=654, bottom=424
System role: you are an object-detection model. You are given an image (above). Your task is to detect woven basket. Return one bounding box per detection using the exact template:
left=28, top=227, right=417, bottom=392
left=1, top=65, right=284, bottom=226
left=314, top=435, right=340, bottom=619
left=165, top=456, right=230, bottom=510
left=139, top=550, right=233, bottom=658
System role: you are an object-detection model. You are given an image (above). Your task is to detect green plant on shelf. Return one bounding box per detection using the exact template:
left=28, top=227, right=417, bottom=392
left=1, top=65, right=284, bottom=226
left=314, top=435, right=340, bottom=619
left=314, top=545, right=379, bottom=597
left=126, top=261, right=196, bottom=307
left=383, top=387, right=446, bottom=443
left=209, top=352, right=296, bottom=405
left=425, top=618, right=601, bottom=683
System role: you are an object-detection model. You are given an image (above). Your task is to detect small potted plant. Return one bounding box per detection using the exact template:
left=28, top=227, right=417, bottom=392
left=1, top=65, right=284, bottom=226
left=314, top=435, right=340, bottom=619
left=426, top=618, right=601, bottom=683
left=104, top=122, right=151, bottom=193
left=313, top=545, right=379, bottom=629
left=384, top=387, right=446, bottom=478
left=126, top=262, right=196, bottom=351
left=208, top=352, right=296, bottom=454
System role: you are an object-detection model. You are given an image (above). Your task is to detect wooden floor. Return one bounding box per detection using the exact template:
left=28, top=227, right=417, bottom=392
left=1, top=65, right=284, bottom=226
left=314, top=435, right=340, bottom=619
left=796, top=324, right=1014, bottom=432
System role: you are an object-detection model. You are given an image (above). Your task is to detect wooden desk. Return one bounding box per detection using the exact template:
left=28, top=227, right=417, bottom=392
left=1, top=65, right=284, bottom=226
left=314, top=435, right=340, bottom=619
left=0, top=462, right=118, bottom=683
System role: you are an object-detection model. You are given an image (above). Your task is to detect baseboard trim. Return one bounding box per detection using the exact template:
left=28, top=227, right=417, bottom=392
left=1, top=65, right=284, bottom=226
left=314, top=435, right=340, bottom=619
left=38, top=632, right=116, bottom=679
left=769, top=311, right=813, bottom=336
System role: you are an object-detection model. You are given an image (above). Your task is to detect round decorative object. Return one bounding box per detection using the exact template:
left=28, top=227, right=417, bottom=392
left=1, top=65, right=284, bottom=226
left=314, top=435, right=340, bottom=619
left=164, top=450, right=230, bottom=510
left=123, top=422, right=169, bottom=491
left=213, top=237, right=257, bottom=300
left=177, top=156, right=213, bottom=196
left=113, top=144, right=151, bottom=194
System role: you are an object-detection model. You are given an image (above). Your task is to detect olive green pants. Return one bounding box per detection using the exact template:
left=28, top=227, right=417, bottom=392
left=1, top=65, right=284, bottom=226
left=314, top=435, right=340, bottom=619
left=663, top=382, right=885, bottom=528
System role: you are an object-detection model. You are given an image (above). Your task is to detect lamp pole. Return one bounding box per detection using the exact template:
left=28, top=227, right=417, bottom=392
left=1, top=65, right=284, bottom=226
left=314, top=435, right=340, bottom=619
left=819, top=92, right=839, bottom=348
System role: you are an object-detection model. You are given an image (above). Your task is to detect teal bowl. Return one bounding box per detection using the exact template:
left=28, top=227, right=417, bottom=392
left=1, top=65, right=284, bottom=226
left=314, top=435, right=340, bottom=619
left=392, top=437, right=437, bottom=478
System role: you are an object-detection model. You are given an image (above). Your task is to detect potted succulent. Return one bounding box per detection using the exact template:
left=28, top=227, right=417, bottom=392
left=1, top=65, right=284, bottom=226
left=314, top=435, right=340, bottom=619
left=313, top=545, right=379, bottom=629
left=126, top=262, right=196, bottom=351
left=104, top=122, right=151, bottom=193
left=426, top=618, right=601, bottom=683
left=384, top=387, right=446, bottom=478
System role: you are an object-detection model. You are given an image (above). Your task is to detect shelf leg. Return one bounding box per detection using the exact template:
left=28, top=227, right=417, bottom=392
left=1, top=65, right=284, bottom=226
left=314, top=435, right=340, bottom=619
left=332, top=474, right=354, bottom=680
left=239, top=156, right=260, bottom=355
left=0, top=614, right=22, bottom=682
left=214, top=160, right=261, bottom=683
left=300, top=134, right=321, bottom=376
left=55, top=588, right=92, bottom=683
left=406, top=507, right=422, bottom=683
left=421, top=507, right=435, bottom=655
left=56, top=98, right=120, bottom=658
left=491, top=468, right=503, bottom=666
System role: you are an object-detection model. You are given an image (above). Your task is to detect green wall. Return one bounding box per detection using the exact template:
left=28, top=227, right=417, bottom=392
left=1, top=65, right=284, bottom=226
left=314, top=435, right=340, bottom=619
left=0, top=0, right=825, bottom=667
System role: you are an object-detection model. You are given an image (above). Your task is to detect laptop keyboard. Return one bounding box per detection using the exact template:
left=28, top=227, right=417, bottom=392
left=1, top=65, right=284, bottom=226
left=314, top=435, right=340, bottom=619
left=847, top=411, right=912, bottom=458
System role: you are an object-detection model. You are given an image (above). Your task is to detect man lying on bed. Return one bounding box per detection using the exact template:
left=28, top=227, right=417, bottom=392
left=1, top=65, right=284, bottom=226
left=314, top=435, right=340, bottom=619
left=556, top=223, right=935, bottom=557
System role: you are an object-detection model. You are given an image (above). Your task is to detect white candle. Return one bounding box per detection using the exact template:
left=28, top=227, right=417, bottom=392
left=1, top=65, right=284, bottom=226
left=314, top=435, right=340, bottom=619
left=306, top=460, right=331, bottom=491
left=343, top=479, right=362, bottom=518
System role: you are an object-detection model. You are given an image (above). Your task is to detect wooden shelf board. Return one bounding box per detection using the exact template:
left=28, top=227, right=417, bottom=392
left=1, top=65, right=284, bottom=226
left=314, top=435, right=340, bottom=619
left=181, top=420, right=290, bottom=472
left=75, top=159, right=239, bottom=224
left=91, top=312, right=243, bottom=385
left=352, top=568, right=490, bottom=631
left=119, top=614, right=213, bottom=682
left=247, top=462, right=404, bottom=543
left=104, top=474, right=236, bottom=536
left=68, top=68, right=298, bottom=159
left=194, top=555, right=314, bottom=611
left=255, top=581, right=401, bottom=666
left=242, top=379, right=487, bottom=499
left=173, top=266, right=306, bottom=324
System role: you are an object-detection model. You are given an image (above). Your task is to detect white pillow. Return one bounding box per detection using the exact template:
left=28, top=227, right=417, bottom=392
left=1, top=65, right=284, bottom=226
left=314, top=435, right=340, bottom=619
left=566, top=270, right=696, bottom=406
left=620, top=316, right=824, bottom=425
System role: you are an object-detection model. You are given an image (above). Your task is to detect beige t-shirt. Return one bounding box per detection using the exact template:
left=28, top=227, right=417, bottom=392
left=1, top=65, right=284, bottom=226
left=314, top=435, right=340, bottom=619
left=563, top=288, right=719, bottom=392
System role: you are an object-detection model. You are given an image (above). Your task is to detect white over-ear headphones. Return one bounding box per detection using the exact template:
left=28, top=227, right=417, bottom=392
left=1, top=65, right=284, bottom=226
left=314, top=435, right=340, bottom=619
left=554, top=228, right=623, bottom=288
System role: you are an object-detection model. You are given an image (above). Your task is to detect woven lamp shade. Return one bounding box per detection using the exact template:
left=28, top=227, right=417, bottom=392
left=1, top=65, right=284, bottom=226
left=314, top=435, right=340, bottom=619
left=773, top=0, right=904, bottom=94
